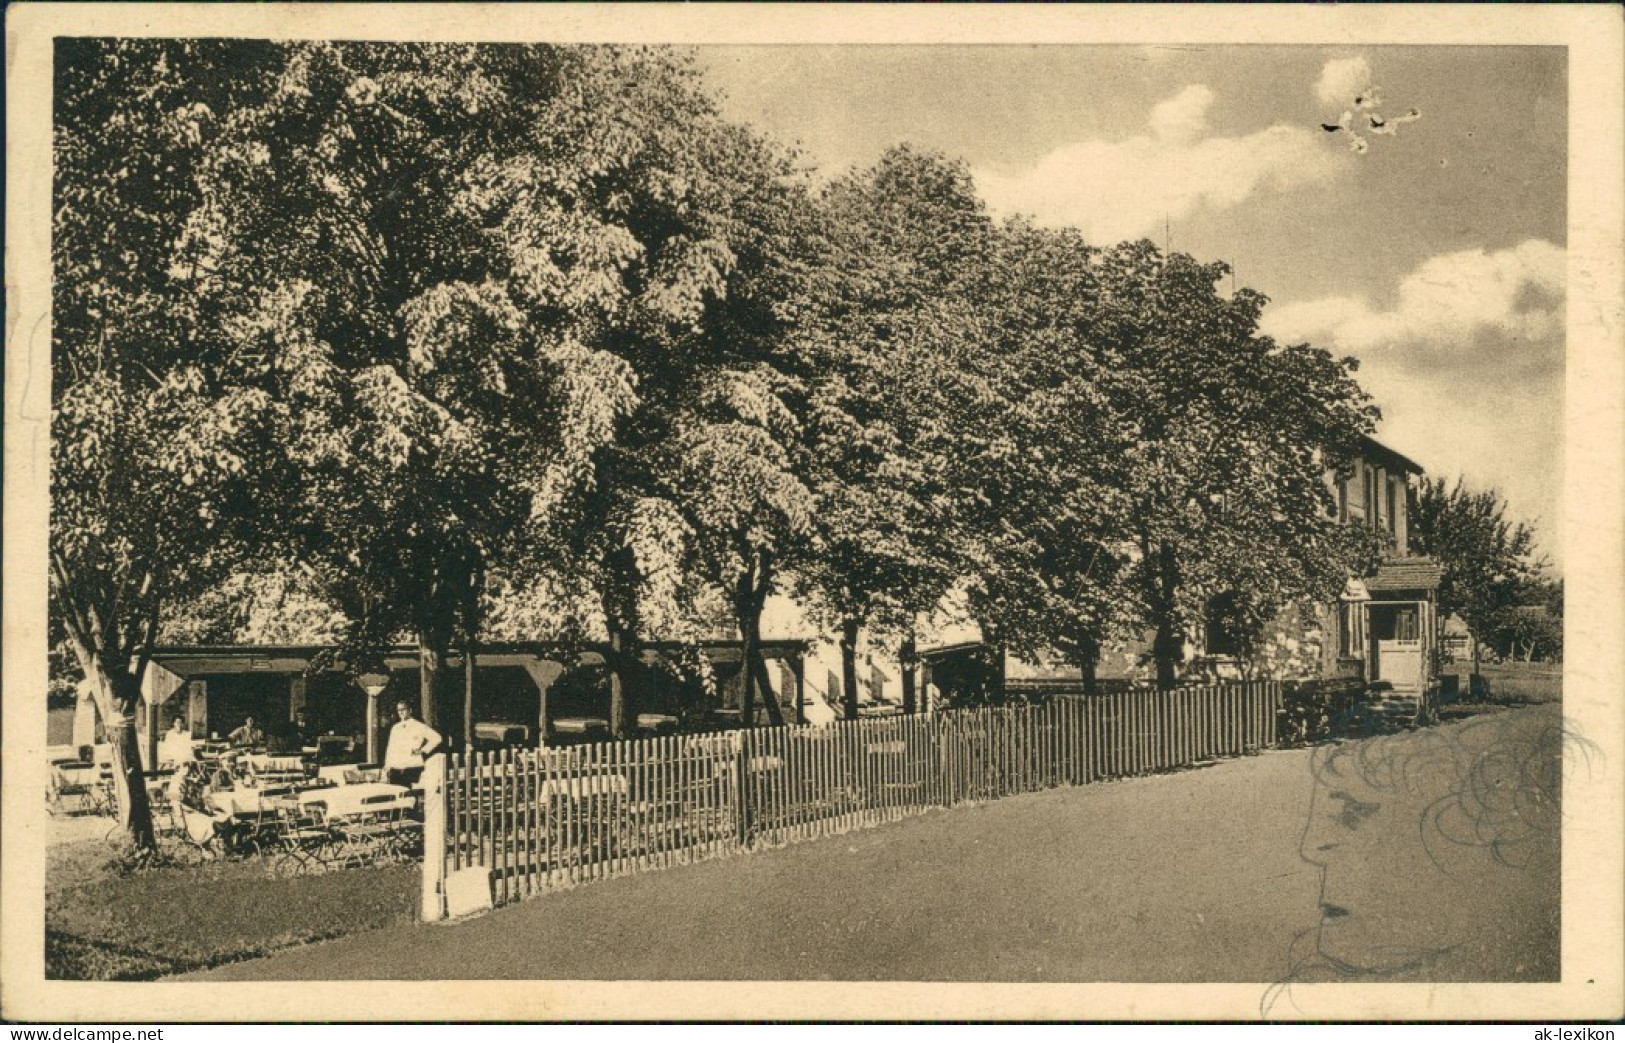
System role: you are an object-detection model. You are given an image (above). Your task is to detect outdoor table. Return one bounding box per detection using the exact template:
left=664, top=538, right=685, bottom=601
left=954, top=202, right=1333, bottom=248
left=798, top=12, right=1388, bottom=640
left=49, top=762, right=102, bottom=814
left=209, top=788, right=279, bottom=820
left=247, top=753, right=305, bottom=773
left=538, top=773, right=628, bottom=801
left=317, top=763, right=380, bottom=785
left=552, top=717, right=609, bottom=735
left=299, top=781, right=413, bottom=821
left=205, top=787, right=303, bottom=854
left=636, top=714, right=678, bottom=732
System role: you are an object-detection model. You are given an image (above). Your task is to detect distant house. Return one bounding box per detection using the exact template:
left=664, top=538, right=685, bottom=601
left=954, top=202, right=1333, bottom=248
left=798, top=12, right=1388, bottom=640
left=921, top=435, right=1443, bottom=702
left=1324, top=437, right=1442, bottom=699
left=1440, top=613, right=1474, bottom=663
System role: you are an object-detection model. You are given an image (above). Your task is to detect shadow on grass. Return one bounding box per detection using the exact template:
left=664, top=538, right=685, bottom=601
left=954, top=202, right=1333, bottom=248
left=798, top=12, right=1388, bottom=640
left=46, top=836, right=419, bottom=981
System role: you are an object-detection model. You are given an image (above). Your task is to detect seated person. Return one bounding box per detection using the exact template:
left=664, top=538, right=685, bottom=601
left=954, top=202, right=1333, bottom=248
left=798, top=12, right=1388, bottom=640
left=267, top=710, right=315, bottom=755
left=158, top=717, right=195, bottom=768
left=227, top=715, right=265, bottom=749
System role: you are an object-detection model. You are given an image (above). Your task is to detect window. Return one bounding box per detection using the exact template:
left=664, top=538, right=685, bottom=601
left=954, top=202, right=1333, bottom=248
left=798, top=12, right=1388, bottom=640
left=1205, top=594, right=1242, bottom=657
left=1388, top=477, right=1400, bottom=536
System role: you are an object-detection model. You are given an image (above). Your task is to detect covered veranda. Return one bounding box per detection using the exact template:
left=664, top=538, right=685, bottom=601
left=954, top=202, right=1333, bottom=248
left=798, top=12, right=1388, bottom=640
left=138, top=639, right=812, bottom=770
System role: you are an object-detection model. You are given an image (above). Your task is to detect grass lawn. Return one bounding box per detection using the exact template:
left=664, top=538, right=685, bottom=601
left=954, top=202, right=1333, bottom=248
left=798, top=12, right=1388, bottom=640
left=46, top=819, right=418, bottom=980
left=48, top=705, right=76, bottom=746
left=1473, top=661, right=1562, bottom=703
left=1437, top=660, right=1561, bottom=723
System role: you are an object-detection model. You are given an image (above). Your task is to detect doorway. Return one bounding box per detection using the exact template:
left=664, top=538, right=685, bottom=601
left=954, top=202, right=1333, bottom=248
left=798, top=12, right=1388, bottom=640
left=1368, top=601, right=1423, bottom=689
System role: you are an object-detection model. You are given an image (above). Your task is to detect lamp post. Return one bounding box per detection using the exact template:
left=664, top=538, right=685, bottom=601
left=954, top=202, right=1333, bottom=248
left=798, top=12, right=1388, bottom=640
left=358, top=672, right=390, bottom=765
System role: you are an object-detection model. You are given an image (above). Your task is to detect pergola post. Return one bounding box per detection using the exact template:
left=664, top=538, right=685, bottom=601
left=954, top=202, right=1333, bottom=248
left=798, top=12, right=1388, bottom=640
left=289, top=675, right=307, bottom=721
left=791, top=653, right=806, bottom=725
left=522, top=659, right=567, bottom=747
left=366, top=690, right=380, bottom=763
left=358, top=672, right=391, bottom=766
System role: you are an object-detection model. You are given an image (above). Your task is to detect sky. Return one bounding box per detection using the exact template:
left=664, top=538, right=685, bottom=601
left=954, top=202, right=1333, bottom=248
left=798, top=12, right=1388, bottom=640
left=694, top=45, right=1568, bottom=571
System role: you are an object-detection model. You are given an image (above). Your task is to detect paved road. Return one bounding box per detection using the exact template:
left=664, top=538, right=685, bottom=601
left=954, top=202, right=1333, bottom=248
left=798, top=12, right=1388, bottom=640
left=187, top=706, right=1561, bottom=988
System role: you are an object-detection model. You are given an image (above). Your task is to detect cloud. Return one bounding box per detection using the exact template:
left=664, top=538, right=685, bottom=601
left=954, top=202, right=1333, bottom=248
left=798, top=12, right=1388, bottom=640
left=975, top=85, right=1341, bottom=244
left=1148, top=84, right=1215, bottom=144
left=1314, top=56, right=1373, bottom=109
left=1260, top=239, right=1565, bottom=373
left=1260, top=239, right=1567, bottom=562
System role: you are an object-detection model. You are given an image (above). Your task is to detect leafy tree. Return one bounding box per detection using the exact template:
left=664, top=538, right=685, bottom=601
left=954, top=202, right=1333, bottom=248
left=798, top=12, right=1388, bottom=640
left=558, top=113, right=821, bottom=735
left=181, top=43, right=770, bottom=740
left=162, top=569, right=349, bottom=646
left=1090, top=243, right=1382, bottom=688
left=655, top=369, right=813, bottom=726
left=1496, top=606, right=1562, bottom=663
left=52, top=38, right=286, bottom=849
left=951, top=220, right=1141, bottom=694
left=1409, top=477, right=1550, bottom=673
left=792, top=148, right=995, bottom=717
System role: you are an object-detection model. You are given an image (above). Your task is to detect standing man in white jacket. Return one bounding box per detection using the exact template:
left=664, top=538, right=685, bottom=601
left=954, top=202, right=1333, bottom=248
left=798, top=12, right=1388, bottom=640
left=381, top=700, right=442, bottom=787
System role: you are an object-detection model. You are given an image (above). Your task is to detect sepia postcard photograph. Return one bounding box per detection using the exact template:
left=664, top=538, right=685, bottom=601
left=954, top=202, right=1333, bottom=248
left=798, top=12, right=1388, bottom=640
left=4, top=3, right=1622, bottom=1026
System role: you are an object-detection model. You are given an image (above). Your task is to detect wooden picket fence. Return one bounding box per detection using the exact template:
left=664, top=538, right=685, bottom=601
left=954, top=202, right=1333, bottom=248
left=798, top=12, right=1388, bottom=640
left=420, top=681, right=1282, bottom=919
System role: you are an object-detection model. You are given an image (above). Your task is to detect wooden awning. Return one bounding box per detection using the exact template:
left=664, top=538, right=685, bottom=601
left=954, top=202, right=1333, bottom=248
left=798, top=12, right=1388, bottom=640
left=1365, top=558, right=1443, bottom=593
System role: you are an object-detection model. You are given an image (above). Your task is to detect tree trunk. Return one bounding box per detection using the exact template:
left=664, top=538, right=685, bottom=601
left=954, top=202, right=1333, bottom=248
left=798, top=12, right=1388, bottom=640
left=1152, top=542, right=1183, bottom=691
left=988, top=642, right=1007, bottom=703
left=462, top=625, right=476, bottom=751
left=751, top=655, right=785, bottom=726
left=1077, top=634, right=1101, bottom=697
left=418, top=622, right=454, bottom=738
left=606, top=622, right=634, bottom=739
left=899, top=633, right=918, bottom=714
left=840, top=618, right=862, bottom=720
left=733, top=552, right=779, bottom=728
left=85, top=664, right=156, bottom=852
left=739, top=607, right=760, bottom=726
left=600, top=541, right=642, bottom=740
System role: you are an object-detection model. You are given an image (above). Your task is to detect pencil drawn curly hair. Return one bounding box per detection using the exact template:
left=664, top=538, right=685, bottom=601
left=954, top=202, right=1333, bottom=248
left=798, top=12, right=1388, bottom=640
left=1263, top=710, right=1594, bottom=1015
left=1310, top=712, right=1597, bottom=871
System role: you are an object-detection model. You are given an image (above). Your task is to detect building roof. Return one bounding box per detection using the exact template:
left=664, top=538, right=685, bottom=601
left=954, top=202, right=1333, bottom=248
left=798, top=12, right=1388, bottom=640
left=915, top=640, right=991, bottom=662
left=1359, top=435, right=1425, bottom=476
left=148, top=639, right=814, bottom=677
left=1365, top=557, right=1444, bottom=593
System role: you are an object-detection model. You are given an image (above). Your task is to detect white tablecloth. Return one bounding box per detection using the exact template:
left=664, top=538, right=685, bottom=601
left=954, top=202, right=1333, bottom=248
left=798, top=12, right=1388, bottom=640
left=246, top=753, right=305, bottom=773
left=299, top=782, right=413, bottom=820
left=316, top=763, right=379, bottom=785
left=209, top=789, right=280, bottom=819
left=538, top=774, right=628, bottom=800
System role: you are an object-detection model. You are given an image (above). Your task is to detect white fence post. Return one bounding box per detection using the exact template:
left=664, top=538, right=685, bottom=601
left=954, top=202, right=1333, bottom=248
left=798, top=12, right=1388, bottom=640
left=420, top=752, right=448, bottom=922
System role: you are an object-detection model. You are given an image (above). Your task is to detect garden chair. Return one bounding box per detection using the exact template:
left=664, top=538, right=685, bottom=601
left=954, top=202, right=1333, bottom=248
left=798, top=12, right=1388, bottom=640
left=269, top=799, right=333, bottom=875
left=329, top=793, right=414, bottom=867
left=168, top=800, right=231, bottom=863
left=47, top=761, right=97, bottom=816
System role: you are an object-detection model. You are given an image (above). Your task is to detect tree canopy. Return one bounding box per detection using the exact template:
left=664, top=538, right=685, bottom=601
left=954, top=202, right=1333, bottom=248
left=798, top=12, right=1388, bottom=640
left=53, top=39, right=1414, bottom=855
left=1409, top=477, right=1554, bottom=666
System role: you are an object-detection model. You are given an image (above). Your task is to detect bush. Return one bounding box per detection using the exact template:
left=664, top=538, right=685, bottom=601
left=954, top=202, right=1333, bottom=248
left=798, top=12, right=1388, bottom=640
left=1277, top=678, right=1367, bottom=746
